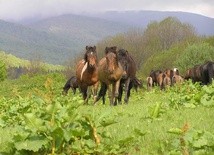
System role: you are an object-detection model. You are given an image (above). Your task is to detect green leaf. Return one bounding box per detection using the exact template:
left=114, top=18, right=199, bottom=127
left=15, top=138, right=48, bottom=151
left=167, top=128, right=183, bottom=135
left=24, top=113, right=45, bottom=132
left=193, top=138, right=208, bottom=148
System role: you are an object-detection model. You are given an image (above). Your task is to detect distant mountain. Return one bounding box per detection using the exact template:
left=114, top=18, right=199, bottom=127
left=0, top=11, right=213, bottom=65
left=0, top=14, right=131, bottom=64
left=85, top=10, right=214, bottom=36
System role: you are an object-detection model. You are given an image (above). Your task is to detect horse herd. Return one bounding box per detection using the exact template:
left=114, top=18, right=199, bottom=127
left=63, top=45, right=214, bottom=105
left=63, top=45, right=140, bottom=105
left=147, top=61, right=214, bottom=90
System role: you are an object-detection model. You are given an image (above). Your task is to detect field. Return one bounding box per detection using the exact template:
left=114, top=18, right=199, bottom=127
left=0, top=73, right=214, bottom=154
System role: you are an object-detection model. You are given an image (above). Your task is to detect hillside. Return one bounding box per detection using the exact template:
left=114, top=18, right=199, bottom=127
left=0, top=15, right=131, bottom=64
left=0, top=19, right=74, bottom=64
left=86, top=10, right=214, bottom=36
left=0, top=11, right=213, bottom=65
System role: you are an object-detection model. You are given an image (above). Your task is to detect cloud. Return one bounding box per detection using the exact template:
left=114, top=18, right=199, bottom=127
left=0, top=0, right=213, bottom=21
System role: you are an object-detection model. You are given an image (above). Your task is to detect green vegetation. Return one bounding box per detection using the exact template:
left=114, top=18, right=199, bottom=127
left=175, top=43, right=214, bottom=73
left=0, top=60, right=6, bottom=81
left=0, top=16, right=214, bottom=154
left=0, top=73, right=214, bottom=154
left=0, top=51, right=64, bottom=72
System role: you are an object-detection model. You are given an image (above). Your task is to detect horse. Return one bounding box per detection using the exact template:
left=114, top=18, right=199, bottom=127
left=157, top=73, right=171, bottom=90
left=94, top=46, right=124, bottom=106
left=76, top=46, right=99, bottom=104
left=172, top=75, right=184, bottom=85
left=132, top=76, right=143, bottom=92
left=200, top=61, right=214, bottom=85
left=149, top=70, right=162, bottom=86
left=184, top=65, right=202, bottom=84
left=146, top=76, right=153, bottom=91
left=117, top=49, right=137, bottom=104
left=62, top=76, right=78, bottom=95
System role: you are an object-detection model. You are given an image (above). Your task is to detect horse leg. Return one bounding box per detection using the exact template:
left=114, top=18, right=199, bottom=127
left=71, top=87, right=75, bottom=94
left=80, top=86, right=88, bottom=104
left=94, top=82, right=107, bottom=105
left=118, top=81, right=123, bottom=104
left=124, top=78, right=131, bottom=104
left=73, top=88, right=76, bottom=94
left=113, top=79, right=121, bottom=106
left=92, top=82, right=99, bottom=101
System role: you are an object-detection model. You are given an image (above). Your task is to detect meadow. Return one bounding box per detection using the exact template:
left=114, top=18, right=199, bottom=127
left=0, top=73, right=214, bottom=155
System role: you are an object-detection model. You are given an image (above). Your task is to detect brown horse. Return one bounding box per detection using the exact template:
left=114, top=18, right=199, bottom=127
left=94, top=46, right=124, bottom=106
left=149, top=70, right=162, bottom=86
left=76, top=46, right=98, bottom=103
left=157, top=73, right=171, bottom=90
left=172, top=75, right=184, bottom=85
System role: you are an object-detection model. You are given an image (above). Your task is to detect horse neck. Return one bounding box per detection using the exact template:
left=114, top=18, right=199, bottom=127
left=86, top=63, right=97, bottom=73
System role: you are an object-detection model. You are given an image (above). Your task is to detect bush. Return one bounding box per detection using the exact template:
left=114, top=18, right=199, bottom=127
left=175, top=43, right=214, bottom=73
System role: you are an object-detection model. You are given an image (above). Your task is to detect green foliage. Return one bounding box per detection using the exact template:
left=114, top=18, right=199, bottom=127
left=143, top=17, right=196, bottom=58
left=175, top=43, right=214, bottom=73
left=142, top=43, right=187, bottom=76
left=0, top=60, right=6, bottom=81
left=0, top=73, right=214, bottom=154
left=168, top=126, right=214, bottom=154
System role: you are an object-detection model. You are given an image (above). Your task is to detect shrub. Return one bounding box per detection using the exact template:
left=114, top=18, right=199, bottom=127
left=175, top=43, right=214, bottom=73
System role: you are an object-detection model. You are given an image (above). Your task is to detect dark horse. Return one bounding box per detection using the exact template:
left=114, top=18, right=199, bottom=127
left=184, top=61, right=214, bottom=85
left=76, top=46, right=99, bottom=103
left=62, top=76, right=78, bottom=95
left=200, top=61, right=214, bottom=85
left=94, top=46, right=124, bottom=106
left=117, top=49, right=137, bottom=104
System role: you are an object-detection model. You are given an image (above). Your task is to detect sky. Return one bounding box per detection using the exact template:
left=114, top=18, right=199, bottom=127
left=0, top=0, right=213, bottom=21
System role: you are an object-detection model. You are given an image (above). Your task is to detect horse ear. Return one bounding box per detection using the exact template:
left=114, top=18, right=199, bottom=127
left=112, top=46, right=117, bottom=51
left=86, top=46, right=89, bottom=50
left=93, top=46, right=96, bottom=50
left=126, top=50, right=129, bottom=54
left=105, top=47, right=109, bottom=55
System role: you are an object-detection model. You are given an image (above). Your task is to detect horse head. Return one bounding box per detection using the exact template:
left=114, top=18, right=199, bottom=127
left=105, top=46, right=119, bottom=73
left=84, top=46, right=97, bottom=68
left=117, top=49, right=129, bottom=79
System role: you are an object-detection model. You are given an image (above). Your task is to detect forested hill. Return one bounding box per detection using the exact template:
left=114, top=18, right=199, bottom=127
left=0, top=15, right=131, bottom=64
left=85, top=10, right=214, bottom=36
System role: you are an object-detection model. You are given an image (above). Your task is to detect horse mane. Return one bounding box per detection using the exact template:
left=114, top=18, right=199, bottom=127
left=105, top=46, right=117, bottom=55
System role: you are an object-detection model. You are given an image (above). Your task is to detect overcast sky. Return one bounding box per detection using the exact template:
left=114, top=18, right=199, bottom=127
left=0, top=0, right=213, bottom=21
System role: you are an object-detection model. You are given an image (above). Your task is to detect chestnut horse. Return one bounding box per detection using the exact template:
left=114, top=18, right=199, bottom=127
left=94, top=46, right=124, bottom=106
left=76, top=46, right=99, bottom=103
left=117, top=49, right=137, bottom=104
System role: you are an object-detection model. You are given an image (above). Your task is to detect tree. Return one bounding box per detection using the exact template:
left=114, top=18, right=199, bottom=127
left=142, top=17, right=197, bottom=58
